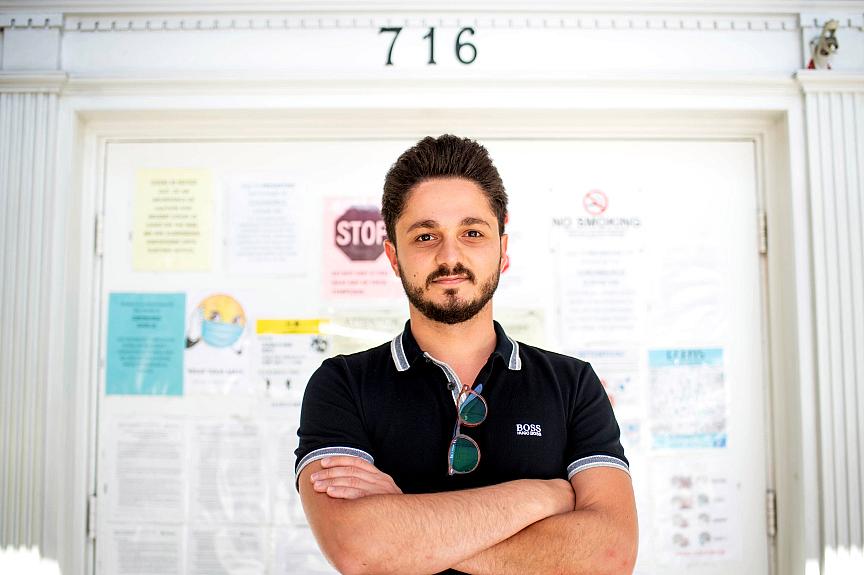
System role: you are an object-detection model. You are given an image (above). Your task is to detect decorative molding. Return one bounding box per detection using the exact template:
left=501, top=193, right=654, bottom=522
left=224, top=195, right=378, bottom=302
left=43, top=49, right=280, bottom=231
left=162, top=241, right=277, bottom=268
left=796, top=71, right=864, bottom=92
left=60, top=12, right=801, bottom=32
left=799, top=11, right=864, bottom=29
left=0, top=13, right=63, bottom=29
left=56, top=71, right=801, bottom=100
left=0, top=72, right=68, bottom=93
left=0, top=1, right=863, bottom=14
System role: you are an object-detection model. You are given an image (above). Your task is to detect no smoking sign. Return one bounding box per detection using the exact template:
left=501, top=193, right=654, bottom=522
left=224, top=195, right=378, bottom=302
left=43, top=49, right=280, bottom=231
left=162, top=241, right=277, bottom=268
left=582, top=190, right=608, bottom=215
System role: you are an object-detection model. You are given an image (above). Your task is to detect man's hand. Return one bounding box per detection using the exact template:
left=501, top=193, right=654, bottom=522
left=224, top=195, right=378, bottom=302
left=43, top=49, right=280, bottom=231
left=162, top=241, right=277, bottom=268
left=310, top=456, right=403, bottom=499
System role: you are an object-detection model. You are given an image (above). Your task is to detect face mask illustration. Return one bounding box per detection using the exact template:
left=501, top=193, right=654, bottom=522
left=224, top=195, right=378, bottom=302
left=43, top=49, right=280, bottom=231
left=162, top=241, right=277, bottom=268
left=186, top=294, right=246, bottom=353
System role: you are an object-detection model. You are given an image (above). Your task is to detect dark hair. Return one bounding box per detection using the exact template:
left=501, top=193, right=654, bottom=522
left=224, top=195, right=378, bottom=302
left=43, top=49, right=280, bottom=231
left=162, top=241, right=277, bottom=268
left=382, top=134, right=507, bottom=246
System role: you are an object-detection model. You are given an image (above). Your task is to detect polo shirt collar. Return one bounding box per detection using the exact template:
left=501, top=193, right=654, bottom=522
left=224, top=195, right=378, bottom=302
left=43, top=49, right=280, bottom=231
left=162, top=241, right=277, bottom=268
left=390, top=320, right=522, bottom=372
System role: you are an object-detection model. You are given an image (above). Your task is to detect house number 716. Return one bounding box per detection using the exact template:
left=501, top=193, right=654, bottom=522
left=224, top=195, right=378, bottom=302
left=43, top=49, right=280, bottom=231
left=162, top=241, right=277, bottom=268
left=378, top=27, right=477, bottom=66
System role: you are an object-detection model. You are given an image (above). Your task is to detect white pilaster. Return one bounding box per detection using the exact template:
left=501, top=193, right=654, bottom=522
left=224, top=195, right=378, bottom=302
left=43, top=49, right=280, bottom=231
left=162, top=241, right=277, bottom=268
left=798, top=70, right=864, bottom=575
left=0, top=77, right=62, bottom=548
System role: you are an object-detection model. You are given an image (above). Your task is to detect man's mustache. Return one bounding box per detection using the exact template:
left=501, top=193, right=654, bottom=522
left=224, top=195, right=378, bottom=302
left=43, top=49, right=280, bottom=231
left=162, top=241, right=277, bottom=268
left=425, top=263, right=476, bottom=288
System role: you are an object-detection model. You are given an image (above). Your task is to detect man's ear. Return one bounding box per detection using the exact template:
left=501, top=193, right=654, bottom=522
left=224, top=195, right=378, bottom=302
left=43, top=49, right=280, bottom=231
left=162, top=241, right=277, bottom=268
left=499, top=233, right=509, bottom=272
left=384, top=239, right=400, bottom=277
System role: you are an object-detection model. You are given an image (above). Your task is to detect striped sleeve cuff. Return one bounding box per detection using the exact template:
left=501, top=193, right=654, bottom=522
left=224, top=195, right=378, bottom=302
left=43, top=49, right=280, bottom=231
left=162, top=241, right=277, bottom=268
left=567, top=455, right=630, bottom=479
left=295, top=446, right=375, bottom=489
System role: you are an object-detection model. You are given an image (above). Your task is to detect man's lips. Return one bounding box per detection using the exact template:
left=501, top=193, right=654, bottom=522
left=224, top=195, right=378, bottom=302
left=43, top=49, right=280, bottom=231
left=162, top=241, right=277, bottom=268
left=431, top=275, right=469, bottom=285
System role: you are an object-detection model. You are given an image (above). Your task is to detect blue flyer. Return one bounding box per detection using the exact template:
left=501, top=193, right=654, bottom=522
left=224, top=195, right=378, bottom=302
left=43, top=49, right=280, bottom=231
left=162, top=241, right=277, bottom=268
left=106, top=292, right=185, bottom=396
left=649, top=348, right=727, bottom=449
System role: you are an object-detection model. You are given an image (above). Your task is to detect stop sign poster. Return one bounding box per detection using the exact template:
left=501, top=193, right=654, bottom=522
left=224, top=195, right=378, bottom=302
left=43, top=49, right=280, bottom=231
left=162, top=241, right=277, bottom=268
left=324, top=198, right=403, bottom=299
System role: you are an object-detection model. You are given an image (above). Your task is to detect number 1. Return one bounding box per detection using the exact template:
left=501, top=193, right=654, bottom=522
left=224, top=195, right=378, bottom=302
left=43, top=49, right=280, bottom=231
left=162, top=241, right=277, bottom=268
left=423, top=27, right=436, bottom=65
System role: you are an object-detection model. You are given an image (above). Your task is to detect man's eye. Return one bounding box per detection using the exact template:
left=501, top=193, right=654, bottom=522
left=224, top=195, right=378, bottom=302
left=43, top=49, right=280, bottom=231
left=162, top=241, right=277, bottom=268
left=465, top=230, right=482, bottom=238
left=417, top=233, right=434, bottom=242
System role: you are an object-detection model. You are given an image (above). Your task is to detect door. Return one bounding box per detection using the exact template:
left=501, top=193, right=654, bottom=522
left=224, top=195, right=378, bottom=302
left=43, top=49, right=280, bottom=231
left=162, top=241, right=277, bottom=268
left=93, top=136, right=770, bottom=575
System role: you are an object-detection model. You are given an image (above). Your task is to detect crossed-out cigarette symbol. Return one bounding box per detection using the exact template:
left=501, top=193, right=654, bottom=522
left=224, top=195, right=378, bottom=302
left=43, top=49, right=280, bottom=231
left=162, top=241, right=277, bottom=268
left=583, top=190, right=608, bottom=215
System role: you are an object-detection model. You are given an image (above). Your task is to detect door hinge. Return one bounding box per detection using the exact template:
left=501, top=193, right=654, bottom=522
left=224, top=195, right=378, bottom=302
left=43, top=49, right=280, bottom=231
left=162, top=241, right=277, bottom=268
left=766, top=489, right=777, bottom=538
left=94, top=212, right=104, bottom=257
left=86, top=493, right=97, bottom=541
left=758, top=210, right=768, bottom=255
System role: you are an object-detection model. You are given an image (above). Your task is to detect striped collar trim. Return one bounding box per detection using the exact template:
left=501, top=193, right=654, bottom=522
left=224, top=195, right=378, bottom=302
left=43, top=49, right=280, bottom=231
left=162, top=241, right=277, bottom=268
left=390, top=322, right=522, bottom=372
left=391, top=332, right=411, bottom=372
left=506, top=335, right=522, bottom=370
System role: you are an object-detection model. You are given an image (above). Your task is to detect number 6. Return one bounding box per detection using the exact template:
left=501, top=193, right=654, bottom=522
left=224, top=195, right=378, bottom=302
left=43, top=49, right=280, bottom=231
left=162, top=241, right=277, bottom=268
left=455, top=27, right=477, bottom=64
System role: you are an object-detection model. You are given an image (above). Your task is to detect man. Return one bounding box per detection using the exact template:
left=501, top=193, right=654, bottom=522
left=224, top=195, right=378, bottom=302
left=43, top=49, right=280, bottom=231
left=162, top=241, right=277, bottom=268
left=295, top=135, right=637, bottom=575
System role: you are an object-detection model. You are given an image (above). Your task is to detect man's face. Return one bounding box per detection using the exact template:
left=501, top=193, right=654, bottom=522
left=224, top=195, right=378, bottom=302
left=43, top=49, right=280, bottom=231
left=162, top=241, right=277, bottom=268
left=384, top=178, right=508, bottom=325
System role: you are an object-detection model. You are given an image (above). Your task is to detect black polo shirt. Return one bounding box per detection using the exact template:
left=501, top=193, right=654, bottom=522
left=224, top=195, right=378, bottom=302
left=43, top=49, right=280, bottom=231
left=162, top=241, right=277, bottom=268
left=295, top=320, right=628, bottom=495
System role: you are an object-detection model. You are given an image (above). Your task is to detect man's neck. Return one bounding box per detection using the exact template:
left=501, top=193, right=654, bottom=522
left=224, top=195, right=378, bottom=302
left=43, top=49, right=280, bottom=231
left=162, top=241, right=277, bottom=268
left=408, top=304, right=497, bottom=372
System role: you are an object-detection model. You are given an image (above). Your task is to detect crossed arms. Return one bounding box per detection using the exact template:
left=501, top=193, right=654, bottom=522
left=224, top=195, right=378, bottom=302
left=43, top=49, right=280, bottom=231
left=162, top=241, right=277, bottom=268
left=298, top=456, right=638, bottom=575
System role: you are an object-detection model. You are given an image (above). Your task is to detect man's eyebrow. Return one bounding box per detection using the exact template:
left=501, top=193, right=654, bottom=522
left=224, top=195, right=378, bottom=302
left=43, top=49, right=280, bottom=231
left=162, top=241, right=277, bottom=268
left=461, top=217, right=491, bottom=228
left=404, top=217, right=492, bottom=234
left=405, top=219, right=439, bottom=233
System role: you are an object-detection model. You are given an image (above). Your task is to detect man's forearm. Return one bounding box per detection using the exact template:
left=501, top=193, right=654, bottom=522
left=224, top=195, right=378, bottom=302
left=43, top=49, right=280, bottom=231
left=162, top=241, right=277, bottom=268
left=452, top=504, right=638, bottom=575
left=300, top=468, right=573, bottom=575
left=451, top=467, right=639, bottom=575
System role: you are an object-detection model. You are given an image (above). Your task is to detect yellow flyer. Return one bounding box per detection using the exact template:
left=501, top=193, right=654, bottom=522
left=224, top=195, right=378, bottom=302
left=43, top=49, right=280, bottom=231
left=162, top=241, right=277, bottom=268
left=133, top=169, right=212, bottom=271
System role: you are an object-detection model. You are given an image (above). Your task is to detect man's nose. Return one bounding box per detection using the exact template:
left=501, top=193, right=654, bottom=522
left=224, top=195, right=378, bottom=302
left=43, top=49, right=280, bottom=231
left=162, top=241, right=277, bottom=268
left=435, top=235, right=462, bottom=268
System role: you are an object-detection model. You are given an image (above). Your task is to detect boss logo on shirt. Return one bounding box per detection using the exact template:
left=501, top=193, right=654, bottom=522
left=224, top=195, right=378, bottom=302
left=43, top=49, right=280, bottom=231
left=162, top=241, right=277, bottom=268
left=515, top=423, right=542, bottom=437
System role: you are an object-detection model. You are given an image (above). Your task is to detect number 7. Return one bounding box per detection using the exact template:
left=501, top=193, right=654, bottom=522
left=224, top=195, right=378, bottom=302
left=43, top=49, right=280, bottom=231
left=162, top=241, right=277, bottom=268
left=378, top=27, right=403, bottom=66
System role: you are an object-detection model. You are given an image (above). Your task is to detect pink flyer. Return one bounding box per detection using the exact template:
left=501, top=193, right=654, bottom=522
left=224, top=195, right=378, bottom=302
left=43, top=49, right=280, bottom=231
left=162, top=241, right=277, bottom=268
left=323, top=198, right=403, bottom=300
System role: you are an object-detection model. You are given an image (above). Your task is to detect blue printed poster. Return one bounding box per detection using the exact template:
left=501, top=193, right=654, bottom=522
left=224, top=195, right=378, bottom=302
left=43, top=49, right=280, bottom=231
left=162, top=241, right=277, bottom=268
left=106, top=292, right=185, bottom=396
left=648, top=348, right=726, bottom=449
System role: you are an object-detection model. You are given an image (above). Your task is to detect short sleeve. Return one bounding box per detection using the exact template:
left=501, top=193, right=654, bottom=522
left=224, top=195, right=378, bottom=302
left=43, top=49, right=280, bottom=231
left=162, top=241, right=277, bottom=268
left=564, top=362, right=630, bottom=479
left=294, top=356, right=374, bottom=487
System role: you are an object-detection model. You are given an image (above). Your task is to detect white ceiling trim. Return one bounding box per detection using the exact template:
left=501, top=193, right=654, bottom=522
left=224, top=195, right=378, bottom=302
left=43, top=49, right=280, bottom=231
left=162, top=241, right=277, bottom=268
left=53, top=13, right=806, bottom=32
left=1, top=1, right=863, bottom=15
left=4, top=10, right=862, bottom=32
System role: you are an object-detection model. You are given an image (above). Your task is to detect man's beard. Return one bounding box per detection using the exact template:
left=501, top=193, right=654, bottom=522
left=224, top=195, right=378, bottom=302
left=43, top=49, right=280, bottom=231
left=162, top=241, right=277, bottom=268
left=399, top=260, right=500, bottom=325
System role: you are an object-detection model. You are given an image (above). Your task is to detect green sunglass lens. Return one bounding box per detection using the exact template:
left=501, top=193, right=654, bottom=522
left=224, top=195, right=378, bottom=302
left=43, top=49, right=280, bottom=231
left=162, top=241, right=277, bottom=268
left=459, top=396, right=486, bottom=425
left=450, top=436, right=479, bottom=473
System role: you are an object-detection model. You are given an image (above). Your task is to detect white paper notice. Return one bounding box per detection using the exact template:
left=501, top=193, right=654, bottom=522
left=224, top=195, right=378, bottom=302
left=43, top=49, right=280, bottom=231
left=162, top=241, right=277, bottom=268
left=226, top=175, right=302, bottom=275
left=555, top=245, right=644, bottom=344
left=191, top=420, right=268, bottom=523
left=618, top=419, right=645, bottom=458
left=572, top=348, right=641, bottom=410
left=652, top=458, right=742, bottom=564
left=495, top=308, right=546, bottom=349
left=551, top=187, right=646, bottom=347
left=649, top=348, right=727, bottom=449
left=103, top=525, right=183, bottom=575
left=255, top=319, right=329, bottom=404
left=269, top=412, right=307, bottom=526
left=325, top=311, right=407, bottom=356
left=648, top=244, right=725, bottom=343
left=184, top=292, right=252, bottom=395
left=189, top=527, right=267, bottom=575
left=106, top=418, right=186, bottom=522
left=272, top=527, right=337, bottom=574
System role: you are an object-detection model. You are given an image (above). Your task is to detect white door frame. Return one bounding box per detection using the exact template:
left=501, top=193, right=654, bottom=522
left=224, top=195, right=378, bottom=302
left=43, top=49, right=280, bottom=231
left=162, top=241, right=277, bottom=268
left=43, top=77, right=814, bottom=575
